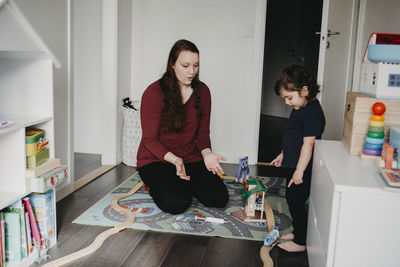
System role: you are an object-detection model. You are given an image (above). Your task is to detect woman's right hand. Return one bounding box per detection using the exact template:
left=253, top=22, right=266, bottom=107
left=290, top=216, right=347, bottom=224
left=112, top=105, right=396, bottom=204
left=174, top=157, right=190, bottom=180
left=270, top=151, right=283, bottom=167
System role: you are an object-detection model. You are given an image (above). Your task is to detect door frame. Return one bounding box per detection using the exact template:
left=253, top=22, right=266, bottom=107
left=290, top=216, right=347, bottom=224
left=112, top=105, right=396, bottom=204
left=317, top=0, right=360, bottom=104
left=59, top=0, right=118, bottom=200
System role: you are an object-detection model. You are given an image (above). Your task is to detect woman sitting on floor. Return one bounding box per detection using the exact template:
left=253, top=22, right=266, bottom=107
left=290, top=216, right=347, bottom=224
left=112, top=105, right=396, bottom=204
left=136, top=39, right=229, bottom=214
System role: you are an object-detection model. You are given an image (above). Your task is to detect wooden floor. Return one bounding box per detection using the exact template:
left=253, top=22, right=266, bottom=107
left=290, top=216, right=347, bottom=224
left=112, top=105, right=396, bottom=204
left=32, top=162, right=309, bottom=267
left=74, top=152, right=102, bottom=181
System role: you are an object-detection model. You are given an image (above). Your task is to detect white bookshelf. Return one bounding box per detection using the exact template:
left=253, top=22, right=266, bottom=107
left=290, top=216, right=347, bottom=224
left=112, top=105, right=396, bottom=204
left=0, top=1, right=60, bottom=265
left=0, top=58, right=55, bottom=211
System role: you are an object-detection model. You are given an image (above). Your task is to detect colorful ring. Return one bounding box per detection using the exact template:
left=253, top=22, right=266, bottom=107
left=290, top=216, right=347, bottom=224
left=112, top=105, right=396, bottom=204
left=368, top=126, right=384, bottom=133
left=371, top=115, right=384, bottom=121
left=370, top=120, right=384, bottom=127
left=367, top=132, right=384, bottom=139
left=365, top=137, right=384, bottom=144
left=363, top=147, right=382, bottom=156
left=364, top=142, right=383, bottom=150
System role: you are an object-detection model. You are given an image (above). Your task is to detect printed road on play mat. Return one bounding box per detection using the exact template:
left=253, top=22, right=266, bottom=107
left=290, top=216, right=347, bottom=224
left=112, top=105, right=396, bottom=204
left=73, top=172, right=293, bottom=241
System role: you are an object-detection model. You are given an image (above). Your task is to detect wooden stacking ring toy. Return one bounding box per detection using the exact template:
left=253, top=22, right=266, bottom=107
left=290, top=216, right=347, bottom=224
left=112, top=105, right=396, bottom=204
left=369, top=120, right=384, bottom=128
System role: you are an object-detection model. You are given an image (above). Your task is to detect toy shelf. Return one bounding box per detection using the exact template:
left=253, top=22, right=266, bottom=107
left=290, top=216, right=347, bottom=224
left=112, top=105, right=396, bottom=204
left=0, top=191, right=30, bottom=213
left=0, top=50, right=50, bottom=60
left=0, top=114, right=52, bottom=136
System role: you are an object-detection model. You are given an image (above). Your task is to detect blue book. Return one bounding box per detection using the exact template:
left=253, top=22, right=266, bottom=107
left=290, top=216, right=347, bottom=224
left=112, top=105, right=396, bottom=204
left=29, top=189, right=55, bottom=241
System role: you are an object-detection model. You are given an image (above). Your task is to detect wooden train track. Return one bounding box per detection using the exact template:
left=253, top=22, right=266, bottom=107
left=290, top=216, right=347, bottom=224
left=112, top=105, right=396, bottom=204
left=42, top=181, right=144, bottom=267
left=43, top=173, right=278, bottom=267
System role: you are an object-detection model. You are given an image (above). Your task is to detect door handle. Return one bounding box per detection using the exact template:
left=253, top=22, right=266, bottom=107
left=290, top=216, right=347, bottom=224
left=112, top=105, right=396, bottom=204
left=327, top=29, right=340, bottom=37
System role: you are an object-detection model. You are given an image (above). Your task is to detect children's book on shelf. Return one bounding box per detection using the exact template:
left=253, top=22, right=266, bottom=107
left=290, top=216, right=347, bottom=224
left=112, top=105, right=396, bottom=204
left=6, top=200, right=29, bottom=261
left=3, top=210, right=23, bottom=263
left=25, top=212, right=33, bottom=255
left=22, top=198, right=41, bottom=246
left=377, top=168, right=400, bottom=188
left=0, top=213, right=3, bottom=267
left=1, top=214, right=5, bottom=265
left=29, top=189, right=55, bottom=245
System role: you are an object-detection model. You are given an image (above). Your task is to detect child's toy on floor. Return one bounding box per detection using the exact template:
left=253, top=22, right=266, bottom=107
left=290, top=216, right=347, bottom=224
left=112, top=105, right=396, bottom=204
left=361, top=102, right=386, bottom=159
left=241, top=180, right=267, bottom=222
left=194, top=215, right=227, bottom=224
left=236, top=156, right=250, bottom=182
left=220, top=156, right=250, bottom=183
left=42, top=181, right=144, bottom=267
left=264, top=226, right=279, bottom=247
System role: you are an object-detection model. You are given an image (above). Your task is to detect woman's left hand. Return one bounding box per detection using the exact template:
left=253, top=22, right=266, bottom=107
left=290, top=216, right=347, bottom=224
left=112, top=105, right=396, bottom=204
left=203, top=152, right=226, bottom=176
left=288, top=169, right=304, bottom=188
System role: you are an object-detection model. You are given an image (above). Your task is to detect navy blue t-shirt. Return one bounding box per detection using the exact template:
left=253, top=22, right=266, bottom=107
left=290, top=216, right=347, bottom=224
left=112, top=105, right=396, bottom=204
left=282, top=99, right=325, bottom=171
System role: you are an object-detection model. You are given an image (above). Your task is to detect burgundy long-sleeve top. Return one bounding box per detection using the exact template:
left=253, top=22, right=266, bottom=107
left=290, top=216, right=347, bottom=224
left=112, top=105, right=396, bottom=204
left=136, top=79, right=212, bottom=168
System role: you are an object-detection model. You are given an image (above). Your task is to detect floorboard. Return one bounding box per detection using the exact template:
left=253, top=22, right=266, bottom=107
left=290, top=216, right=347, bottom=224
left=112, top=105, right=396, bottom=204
left=79, top=229, right=147, bottom=267
left=74, top=152, right=102, bottom=181
left=120, top=232, right=174, bottom=267
left=200, top=237, right=264, bottom=267
left=34, top=153, right=308, bottom=266
left=161, top=235, right=209, bottom=267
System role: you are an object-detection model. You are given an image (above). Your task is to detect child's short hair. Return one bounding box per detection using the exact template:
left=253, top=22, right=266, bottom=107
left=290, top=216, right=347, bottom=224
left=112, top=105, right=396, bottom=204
left=274, top=65, right=320, bottom=101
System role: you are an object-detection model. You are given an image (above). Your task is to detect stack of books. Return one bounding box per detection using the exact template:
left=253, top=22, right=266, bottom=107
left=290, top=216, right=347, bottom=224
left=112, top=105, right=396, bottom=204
left=25, top=128, right=68, bottom=193
left=0, top=190, right=55, bottom=265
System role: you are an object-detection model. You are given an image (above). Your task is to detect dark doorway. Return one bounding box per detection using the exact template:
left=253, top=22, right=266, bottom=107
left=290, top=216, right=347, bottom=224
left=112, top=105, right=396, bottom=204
left=258, top=0, right=323, bottom=163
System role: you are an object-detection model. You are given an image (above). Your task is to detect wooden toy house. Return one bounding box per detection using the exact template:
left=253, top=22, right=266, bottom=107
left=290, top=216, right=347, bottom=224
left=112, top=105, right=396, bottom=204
left=241, top=180, right=267, bottom=223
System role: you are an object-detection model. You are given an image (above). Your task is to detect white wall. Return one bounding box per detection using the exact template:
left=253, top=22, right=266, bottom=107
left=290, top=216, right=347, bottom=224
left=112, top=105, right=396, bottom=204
left=73, top=0, right=102, bottom=154
left=131, top=0, right=266, bottom=164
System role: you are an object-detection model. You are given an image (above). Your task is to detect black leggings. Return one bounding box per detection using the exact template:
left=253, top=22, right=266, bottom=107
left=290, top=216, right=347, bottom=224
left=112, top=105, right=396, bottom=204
left=138, top=160, right=228, bottom=214
left=285, top=168, right=312, bottom=246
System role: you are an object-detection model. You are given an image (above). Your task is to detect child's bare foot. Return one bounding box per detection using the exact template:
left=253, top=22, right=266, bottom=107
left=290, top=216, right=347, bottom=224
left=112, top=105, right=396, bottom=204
left=278, top=241, right=306, bottom=252
left=280, top=232, right=294, bottom=240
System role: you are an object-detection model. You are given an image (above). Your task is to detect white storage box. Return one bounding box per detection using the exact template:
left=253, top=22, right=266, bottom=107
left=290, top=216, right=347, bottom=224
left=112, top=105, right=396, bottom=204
left=360, top=62, right=400, bottom=99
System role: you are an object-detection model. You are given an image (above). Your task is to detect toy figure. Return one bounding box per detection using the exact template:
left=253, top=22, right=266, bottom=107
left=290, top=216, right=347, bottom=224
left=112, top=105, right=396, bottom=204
left=35, top=239, right=51, bottom=264
left=236, top=156, right=250, bottom=183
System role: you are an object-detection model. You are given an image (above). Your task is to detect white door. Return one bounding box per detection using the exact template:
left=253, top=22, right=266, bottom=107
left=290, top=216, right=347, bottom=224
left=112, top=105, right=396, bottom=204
left=317, top=0, right=360, bottom=140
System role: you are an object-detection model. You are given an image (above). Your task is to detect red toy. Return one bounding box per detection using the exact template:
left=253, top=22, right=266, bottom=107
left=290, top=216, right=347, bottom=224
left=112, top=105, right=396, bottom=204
left=372, top=102, right=386, bottom=115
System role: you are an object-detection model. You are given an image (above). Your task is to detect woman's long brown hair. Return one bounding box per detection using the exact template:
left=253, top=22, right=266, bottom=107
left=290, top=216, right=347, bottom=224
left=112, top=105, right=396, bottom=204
left=160, top=39, right=202, bottom=132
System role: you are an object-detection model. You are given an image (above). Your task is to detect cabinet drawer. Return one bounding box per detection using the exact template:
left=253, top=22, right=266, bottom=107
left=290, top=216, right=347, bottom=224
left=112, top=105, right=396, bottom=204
left=307, top=199, right=326, bottom=267
left=311, top=147, right=338, bottom=264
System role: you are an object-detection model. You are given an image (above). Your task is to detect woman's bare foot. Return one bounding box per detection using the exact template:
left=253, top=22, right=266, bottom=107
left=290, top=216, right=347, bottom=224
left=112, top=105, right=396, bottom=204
left=280, top=232, right=294, bottom=240
left=278, top=241, right=306, bottom=252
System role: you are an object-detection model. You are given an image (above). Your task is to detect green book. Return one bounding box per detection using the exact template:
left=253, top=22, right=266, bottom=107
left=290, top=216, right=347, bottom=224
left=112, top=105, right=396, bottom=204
left=3, top=211, right=22, bottom=263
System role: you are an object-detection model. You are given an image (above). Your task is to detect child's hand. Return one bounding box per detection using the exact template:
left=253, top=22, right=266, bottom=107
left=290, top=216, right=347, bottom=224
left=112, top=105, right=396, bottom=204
left=203, top=151, right=226, bottom=176
left=174, top=157, right=190, bottom=180
left=270, top=152, right=283, bottom=167
left=288, top=169, right=304, bottom=187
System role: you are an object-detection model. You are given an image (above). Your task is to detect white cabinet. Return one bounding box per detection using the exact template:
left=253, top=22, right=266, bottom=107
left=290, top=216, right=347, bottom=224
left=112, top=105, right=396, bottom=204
left=308, top=140, right=400, bottom=267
